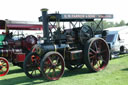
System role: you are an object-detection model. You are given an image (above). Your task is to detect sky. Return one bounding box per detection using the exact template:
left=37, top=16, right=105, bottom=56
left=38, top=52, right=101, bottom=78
left=0, top=0, right=128, bottom=23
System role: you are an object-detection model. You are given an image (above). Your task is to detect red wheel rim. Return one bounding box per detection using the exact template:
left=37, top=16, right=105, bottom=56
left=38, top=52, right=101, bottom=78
left=0, top=57, right=9, bottom=76
left=88, top=38, right=109, bottom=71
left=41, top=53, right=65, bottom=80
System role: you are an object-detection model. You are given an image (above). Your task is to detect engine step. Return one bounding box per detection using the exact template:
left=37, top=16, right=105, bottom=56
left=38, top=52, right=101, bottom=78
left=67, top=50, right=83, bottom=60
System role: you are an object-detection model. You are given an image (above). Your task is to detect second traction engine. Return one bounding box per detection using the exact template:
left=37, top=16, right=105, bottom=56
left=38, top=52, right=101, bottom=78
left=0, top=33, right=37, bottom=64
left=0, top=20, right=42, bottom=77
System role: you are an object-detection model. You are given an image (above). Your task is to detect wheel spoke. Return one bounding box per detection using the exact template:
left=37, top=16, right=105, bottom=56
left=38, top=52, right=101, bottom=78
left=2, top=66, right=7, bottom=69
left=52, top=68, right=56, bottom=77
left=2, top=62, right=5, bottom=65
left=90, top=59, right=96, bottom=66
left=44, top=65, right=50, bottom=71
left=99, top=60, right=101, bottom=66
left=89, top=55, right=95, bottom=59
left=47, top=68, right=52, bottom=74
left=30, top=70, right=34, bottom=75
left=94, top=42, right=98, bottom=51
left=90, top=48, right=96, bottom=54
left=92, top=62, right=95, bottom=66
left=47, top=57, right=53, bottom=65
left=56, top=60, right=61, bottom=67
left=89, top=52, right=93, bottom=55
left=56, top=57, right=59, bottom=64
left=30, top=67, right=35, bottom=74
left=35, top=70, right=37, bottom=75
left=90, top=61, right=94, bottom=66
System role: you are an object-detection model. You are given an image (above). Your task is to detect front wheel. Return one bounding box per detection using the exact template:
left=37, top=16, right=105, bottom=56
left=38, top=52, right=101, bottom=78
left=40, top=51, right=65, bottom=81
left=120, top=46, right=126, bottom=54
left=84, top=38, right=110, bottom=72
left=0, top=57, right=9, bottom=76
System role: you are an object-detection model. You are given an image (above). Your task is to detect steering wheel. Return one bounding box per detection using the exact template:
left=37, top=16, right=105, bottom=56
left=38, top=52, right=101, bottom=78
left=79, top=25, right=94, bottom=44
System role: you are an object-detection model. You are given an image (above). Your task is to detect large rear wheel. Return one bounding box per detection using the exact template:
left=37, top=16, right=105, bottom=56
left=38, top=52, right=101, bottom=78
left=40, top=51, right=65, bottom=81
left=84, top=38, right=110, bottom=72
left=0, top=57, right=9, bottom=76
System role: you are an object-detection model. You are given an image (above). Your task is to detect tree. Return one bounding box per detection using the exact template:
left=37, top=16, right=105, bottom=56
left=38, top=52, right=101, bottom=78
left=85, top=20, right=127, bottom=31
left=115, top=20, right=126, bottom=27
left=103, top=20, right=115, bottom=29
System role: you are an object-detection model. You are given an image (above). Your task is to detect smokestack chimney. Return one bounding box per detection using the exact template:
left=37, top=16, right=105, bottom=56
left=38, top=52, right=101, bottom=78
left=41, top=8, right=50, bottom=44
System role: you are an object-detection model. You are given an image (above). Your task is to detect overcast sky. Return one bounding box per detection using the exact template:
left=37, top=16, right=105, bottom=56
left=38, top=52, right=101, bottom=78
left=0, top=0, right=128, bottom=22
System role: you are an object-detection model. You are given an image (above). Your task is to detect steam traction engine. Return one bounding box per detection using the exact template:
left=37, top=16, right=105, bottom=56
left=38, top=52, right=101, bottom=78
left=23, top=9, right=113, bottom=80
left=0, top=20, right=42, bottom=76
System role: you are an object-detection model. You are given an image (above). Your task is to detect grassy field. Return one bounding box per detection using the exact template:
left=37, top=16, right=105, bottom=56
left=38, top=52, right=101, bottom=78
left=0, top=54, right=128, bottom=85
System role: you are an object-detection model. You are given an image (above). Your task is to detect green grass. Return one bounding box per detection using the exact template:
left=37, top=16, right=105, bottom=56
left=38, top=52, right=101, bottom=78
left=1, top=54, right=128, bottom=85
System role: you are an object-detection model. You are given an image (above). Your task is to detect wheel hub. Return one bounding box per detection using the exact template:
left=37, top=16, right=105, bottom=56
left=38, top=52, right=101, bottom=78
left=97, top=53, right=100, bottom=57
left=51, top=64, right=56, bottom=69
left=96, top=51, right=101, bottom=57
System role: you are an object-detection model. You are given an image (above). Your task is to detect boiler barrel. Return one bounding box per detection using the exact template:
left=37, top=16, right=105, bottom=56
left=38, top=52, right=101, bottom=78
left=0, top=49, right=22, bottom=57
left=41, top=44, right=69, bottom=52
left=32, top=44, right=69, bottom=56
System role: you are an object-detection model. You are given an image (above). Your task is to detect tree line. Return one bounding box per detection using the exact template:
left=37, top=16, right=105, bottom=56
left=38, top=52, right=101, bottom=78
left=103, top=20, right=128, bottom=29
left=85, top=20, right=128, bottom=30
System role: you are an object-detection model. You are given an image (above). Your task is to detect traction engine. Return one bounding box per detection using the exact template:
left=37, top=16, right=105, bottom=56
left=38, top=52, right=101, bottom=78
left=0, top=20, right=42, bottom=76
left=23, top=9, right=113, bottom=80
